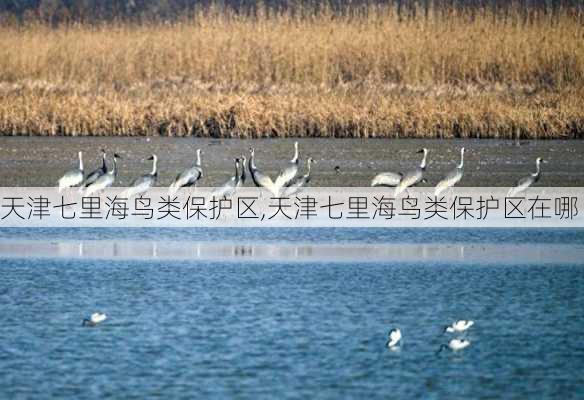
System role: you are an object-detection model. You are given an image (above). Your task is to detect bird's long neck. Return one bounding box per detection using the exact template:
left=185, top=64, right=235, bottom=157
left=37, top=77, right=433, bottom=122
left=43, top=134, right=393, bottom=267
left=151, top=157, right=157, bottom=176
left=458, top=150, right=464, bottom=169
left=240, top=159, right=246, bottom=181
left=250, top=151, right=256, bottom=171
left=291, top=142, right=299, bottom=164
left=234, top=160, right=239, bottom=179
left=196, top=150, right=201, bottom=167
left=78, top=152, right=84, bottom=171
left=112, top=157, right=118, bottom=176
left=533, top=160, right=541, bottom=177
left=101, top=152, right=107, bottom=170
left=420, top=150, right=427, bottom=169
left=305, top=160, right=312, bottom=178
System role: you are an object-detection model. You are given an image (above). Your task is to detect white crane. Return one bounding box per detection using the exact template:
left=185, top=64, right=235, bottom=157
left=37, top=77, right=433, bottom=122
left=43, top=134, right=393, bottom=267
left=249, top=147, right=279, bottom=196
left=394, top=148, right=428, bottom=197
left=371, top=171, right=402, bottom=187
left=274, top=141, right=300, bottom=192
left=434, top=147, right=465, bottom=197
left=58, top=151, right=84, bottom=192
left=238, top=156, right=247, bottom=188
left=121, top=154, right=158, bottom=199
left=82, top=149, right=108, bottom=188
left=282, top=157, right=315, bottom=197
left=84, top=154, right=121, bottom=196
left=508, top=157, right=545, bottom=196
left=169, top=148, right=203, bottom=196
left=212, top=158, right=240, bottom=199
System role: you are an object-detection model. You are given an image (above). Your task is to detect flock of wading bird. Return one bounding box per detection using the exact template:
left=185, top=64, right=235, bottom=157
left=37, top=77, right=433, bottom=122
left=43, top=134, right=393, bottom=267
left=57, top=142, right=545, bottom=198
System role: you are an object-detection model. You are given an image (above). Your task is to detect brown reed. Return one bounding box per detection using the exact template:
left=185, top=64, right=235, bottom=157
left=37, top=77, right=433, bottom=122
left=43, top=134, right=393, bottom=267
left=0, top=6, right=582, bottom=138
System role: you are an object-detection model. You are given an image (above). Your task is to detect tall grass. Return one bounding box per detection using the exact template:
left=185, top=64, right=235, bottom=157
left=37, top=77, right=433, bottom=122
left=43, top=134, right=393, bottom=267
left=0, top=6, right=583, bottom=138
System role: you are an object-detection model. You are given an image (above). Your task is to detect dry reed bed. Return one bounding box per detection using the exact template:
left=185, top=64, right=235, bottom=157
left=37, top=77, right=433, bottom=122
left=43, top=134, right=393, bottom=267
left=0, top=8, right=583, bottom=138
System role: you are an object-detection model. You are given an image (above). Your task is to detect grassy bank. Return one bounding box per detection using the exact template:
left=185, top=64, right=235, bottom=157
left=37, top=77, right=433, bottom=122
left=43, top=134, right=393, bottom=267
left=0, top=7, right=583, bottom=138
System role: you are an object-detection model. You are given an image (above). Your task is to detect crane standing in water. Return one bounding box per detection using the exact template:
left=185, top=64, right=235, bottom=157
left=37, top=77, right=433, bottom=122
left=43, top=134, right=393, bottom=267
left=169, top=148, right=203, bottom=195
left=84, top=153, right=121, bottom=196
left=82, top=149, right=108, bottom=188
left=249, top=147, right=279, bottom=196
left=58, top=151, right=84, bottom=192
left=434, top=147, right=465, bottom=197
left=282, top=157, right=316, bottom=197
left=508, top=157, right=545, bottom=196
left=274, top=141, right=300, bottom=194
left=121, top=154, right=158, bottom=199
left=394, top=148, right=428, bottom=197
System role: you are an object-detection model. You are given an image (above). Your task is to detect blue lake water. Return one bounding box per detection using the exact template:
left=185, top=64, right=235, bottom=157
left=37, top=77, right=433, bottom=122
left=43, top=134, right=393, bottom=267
left=1, top=228, right=584, bottom=399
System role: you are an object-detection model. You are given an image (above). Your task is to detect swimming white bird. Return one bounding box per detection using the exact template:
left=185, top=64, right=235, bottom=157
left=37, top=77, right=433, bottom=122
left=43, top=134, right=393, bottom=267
left=168, top=148, right=203, bottom=196
left=212, top=158, right=240, bottom=199
left=508, top=157, right=544, bottom=197
left=84, top=153, right=121, bottom=196
left=394, top=148, right=428, bottom=197
left=386, top=328, right=402, bottom=348
left=371, top=171, right=402, bottom=187
left=444, top=320, right=474, bottom=333
left=58, top=151, right=84, bottom=192
left=82, top=149, right=108, bottom=188
left=274, top=141, right=300, bottom=192
left=434, top=147, right=465, bottom=197
left=82, top=312, right=107, bottom=327
left=282, top=157, right=316, bottom=197
left=437, top=338, right=471, bottom=354
left=121, top=154, right=158, bottom=199
left=249, top=147, right=279, bottom=196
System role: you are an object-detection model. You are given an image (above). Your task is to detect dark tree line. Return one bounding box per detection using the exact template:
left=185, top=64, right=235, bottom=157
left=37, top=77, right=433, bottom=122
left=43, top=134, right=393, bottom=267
left=1, top=0, right=583, bottom=24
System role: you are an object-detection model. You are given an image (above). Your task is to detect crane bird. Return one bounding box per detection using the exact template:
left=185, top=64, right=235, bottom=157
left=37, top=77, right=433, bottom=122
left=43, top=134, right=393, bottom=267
left=238, top=156, right=247, bottom=188
left=58, top=151, right=84, bottom=192
left=82, top=312, right=107, bottom=327
left=82, top=149, right=108, bottom=188
left=249, top=147, right=279, bottom=196
left=282, top=157, right=316, bottom=197
left=84, top=154, right=121, bottom=196
left=444, top=320, right=474, bottom=334
left=434, top=147, right=465, bottom=197
left=394, top=148, right=428, bottom=197
left=386, top=328, right=402, bottom=348
left=212, top=158, right=240, bottom=199
left=121, top=154, right=158, bottom=199
left=508, top=157, right=545, bottom=197
left=274, top=141, right=300, bottom=192
left=436, top=339, right=471, bottom=354
left=168, top=148, right=203, bottom=196
left=371, top=171, right=402, bottom=187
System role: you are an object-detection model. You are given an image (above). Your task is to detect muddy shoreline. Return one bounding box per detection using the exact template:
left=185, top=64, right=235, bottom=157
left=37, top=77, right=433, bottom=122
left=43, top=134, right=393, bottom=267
left=0, top=137, right=582, bottom=187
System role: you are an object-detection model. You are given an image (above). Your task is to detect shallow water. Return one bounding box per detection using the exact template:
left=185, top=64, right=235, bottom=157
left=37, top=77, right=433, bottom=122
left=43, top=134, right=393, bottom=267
left=1, top=228, right=584, bottom=399
left=1, top=137, right=583, bottom=187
